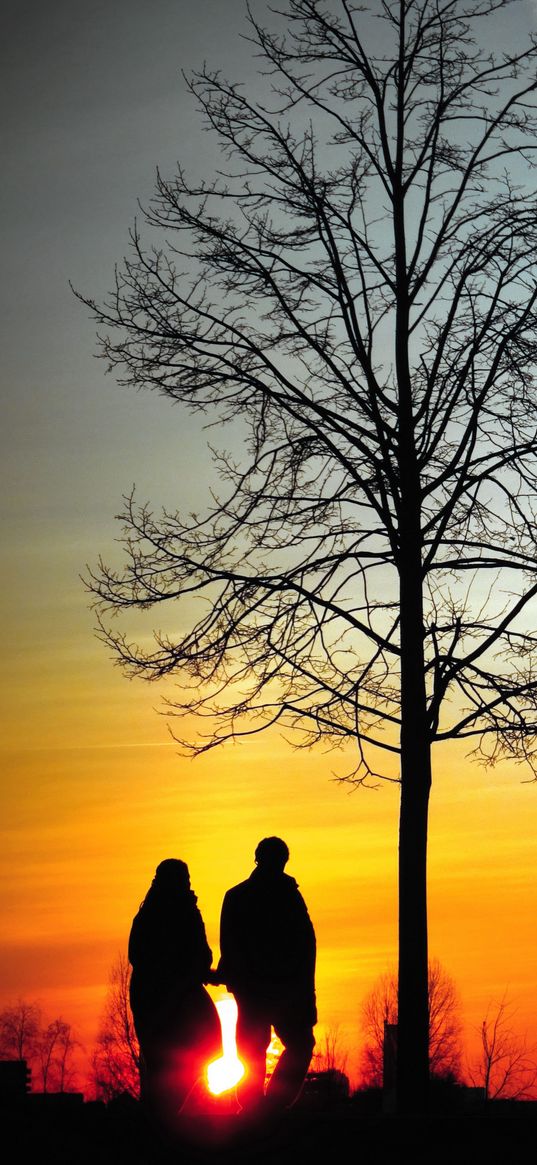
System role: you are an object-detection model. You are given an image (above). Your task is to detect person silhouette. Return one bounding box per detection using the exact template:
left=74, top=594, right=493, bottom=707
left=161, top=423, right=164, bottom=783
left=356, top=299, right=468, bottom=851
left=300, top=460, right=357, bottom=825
left=128, top=858, right=221, bottom=1124
left=217, top=837, right=316, bottom=1113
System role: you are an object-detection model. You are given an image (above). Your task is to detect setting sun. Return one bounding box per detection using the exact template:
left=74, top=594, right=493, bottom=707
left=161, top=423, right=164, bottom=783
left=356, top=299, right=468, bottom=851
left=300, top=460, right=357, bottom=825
left=206, top=997, right=245, bottom=1096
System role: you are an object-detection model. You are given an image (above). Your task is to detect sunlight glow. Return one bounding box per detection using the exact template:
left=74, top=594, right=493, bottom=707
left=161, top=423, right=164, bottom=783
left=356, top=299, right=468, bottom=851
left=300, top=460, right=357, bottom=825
left=206, top=996, right=245, bottom=1095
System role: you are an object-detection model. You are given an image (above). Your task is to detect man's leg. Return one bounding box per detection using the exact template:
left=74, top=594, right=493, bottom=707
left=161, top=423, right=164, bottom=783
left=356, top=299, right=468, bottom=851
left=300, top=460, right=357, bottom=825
left=235, top=998, right=271, bottom=1112
left=266, top=1017, right=315, bottom=1110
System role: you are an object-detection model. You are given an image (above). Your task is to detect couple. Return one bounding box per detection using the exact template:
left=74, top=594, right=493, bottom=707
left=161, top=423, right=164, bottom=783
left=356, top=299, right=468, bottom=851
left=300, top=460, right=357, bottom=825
left=128, top=836, right=317, bottom=1123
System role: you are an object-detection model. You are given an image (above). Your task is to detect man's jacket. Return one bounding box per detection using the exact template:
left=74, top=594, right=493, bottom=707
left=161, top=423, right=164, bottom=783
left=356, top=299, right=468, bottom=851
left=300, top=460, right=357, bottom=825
left=218, top=867, right=317, bottom=1024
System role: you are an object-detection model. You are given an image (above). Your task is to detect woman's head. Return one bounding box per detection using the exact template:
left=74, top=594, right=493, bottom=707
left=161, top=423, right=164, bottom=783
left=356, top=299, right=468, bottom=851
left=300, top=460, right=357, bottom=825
left=153, top=858, right=191, bottom=891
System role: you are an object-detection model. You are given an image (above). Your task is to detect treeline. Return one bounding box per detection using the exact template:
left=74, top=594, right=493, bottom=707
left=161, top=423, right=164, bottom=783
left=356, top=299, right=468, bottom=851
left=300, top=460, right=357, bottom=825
left=2, top=956, right=535, bottom=1102
left=0, top=1000, right=79, bottom=1093
left=358, top=959, right=537, bottom=1101
left=90, top=955, right=537, bottom=1103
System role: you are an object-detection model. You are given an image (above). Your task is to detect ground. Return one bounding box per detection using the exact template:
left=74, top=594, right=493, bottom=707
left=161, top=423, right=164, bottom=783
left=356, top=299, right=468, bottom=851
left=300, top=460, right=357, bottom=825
left=5, top=1096, right=537, bottom=1165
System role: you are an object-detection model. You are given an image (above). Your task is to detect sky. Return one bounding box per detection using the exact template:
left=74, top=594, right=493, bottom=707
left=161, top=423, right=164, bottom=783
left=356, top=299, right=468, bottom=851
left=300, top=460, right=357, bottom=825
left=1, top=0, right=537, bottom=1091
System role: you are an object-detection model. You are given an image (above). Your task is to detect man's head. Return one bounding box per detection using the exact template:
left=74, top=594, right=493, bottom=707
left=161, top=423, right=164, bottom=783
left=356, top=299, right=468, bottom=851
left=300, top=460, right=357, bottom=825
left=255, top=836, right=289, bottom=872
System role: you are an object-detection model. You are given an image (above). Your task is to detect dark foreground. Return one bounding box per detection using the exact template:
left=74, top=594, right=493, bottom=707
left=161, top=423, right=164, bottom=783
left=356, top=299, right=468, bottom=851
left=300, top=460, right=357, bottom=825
left=5, top=1096, right=537, bottom=1165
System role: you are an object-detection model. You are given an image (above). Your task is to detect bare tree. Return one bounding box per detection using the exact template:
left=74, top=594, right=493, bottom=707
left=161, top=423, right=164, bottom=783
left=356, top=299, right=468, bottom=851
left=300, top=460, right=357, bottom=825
left=0, top=1002, right=79, bottom=1094
left=427, top=958, right=463, bottom=1082
left=468, top=996, right=537, bottom=1100
left=91, top=954, right=140, bottom=1101
left=360, top=973, right=397, bottom=1088
left=81, top=0, right=537, bottom=1110
left=312, top=1024, right=349, bottom=1075
left=53, top=1021, right=79, bottom=1093
left=0, top=1000, right=41, bottom=1063
left=37, top=1019, right=79, bottom=1094
left=360, top=958, right=462, bottom=1086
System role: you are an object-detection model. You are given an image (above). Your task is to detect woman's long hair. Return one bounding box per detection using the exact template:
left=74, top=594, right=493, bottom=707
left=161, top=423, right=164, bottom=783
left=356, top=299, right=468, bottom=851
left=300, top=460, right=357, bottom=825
left=139, top=858, right=192, bottom=911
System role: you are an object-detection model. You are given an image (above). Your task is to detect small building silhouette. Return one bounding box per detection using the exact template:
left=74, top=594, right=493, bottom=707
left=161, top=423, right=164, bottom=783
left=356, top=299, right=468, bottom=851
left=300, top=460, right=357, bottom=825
left=0, top=1059, right=31, bottom=1104
left=302, top=1068, right=350, bottom=1108
left=382, top=1021, right=397, bottom=1113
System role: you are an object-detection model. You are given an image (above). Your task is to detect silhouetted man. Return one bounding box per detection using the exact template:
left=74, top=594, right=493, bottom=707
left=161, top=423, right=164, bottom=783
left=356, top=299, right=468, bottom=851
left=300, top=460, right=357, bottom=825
left=218, top=836, right=316, bottom=1112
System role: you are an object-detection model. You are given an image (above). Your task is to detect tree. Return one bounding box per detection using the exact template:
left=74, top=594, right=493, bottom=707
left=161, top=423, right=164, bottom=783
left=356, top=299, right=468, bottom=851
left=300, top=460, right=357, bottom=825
left=91, top=954, right=140, bottom=1101
left=81, top=0, right=537, bottom=1110
left=310, top=1027, right=351, bottom=1103
left=37, top=1019, right=79, bottom=1094
left=0, top=1001, right=79, bottom=1094
left=360, top=958, right=462, bottom=1087
left=0, top=1000, right=41, bottom=1063
left=468, top=996, right=537, bottom=1100
left=312, top=1024, right=349, bottom=1076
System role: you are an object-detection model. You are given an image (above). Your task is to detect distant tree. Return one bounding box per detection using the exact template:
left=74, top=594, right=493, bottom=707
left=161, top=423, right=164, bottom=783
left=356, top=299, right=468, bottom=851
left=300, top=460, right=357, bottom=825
left=82, top=0, right=537, bottom=1110
left=312, top=1024, right=349, bottom=1076
left=468, top=996, right=537, bottom=1100
left=360, top=958, right=462, bottom=1086
left=0, top=1001, right=79, bottom=1094
left=308, top=1026, right=351, bottom=1103
left=0, top=1000, right=41, bottom=1063
left=91, top=954, right=140, bottom=1101
left=37, top=1018, right=79, bottom=1094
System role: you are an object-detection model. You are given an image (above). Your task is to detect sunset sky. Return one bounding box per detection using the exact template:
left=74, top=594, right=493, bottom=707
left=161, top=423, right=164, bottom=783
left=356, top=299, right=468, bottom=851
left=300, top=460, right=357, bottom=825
left=2, top=0, right=536, bottom=1091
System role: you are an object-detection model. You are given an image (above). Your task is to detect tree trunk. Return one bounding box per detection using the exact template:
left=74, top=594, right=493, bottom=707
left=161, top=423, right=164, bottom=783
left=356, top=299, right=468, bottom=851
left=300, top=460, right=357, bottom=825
left=391, top=4, right=432, bottom=1107
left=397, top=543, right=432, bottom=1113
left=397, top=730, right=431, bottom=1112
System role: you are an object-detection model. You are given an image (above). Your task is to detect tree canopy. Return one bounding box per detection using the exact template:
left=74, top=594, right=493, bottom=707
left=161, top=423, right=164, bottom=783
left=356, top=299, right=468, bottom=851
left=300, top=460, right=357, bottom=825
left=86, top=0, right=537, bottom=781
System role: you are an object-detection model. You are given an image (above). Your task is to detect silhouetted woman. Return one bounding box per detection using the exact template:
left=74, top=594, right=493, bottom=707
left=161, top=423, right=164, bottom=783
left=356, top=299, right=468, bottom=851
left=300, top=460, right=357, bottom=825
left=128, top=858, right=221, bottom=1123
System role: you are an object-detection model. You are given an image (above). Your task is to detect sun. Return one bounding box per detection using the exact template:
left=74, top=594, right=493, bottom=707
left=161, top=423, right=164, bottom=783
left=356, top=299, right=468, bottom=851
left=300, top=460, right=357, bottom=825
left=206, top=996, right=245, bottom=1096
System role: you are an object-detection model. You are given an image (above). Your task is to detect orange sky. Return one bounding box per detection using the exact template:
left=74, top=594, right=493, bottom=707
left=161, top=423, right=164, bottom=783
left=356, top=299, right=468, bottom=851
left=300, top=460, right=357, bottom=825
left=2, top=0, right=536, bottom=1096
left=2, top=630, right=536, bottom=1089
